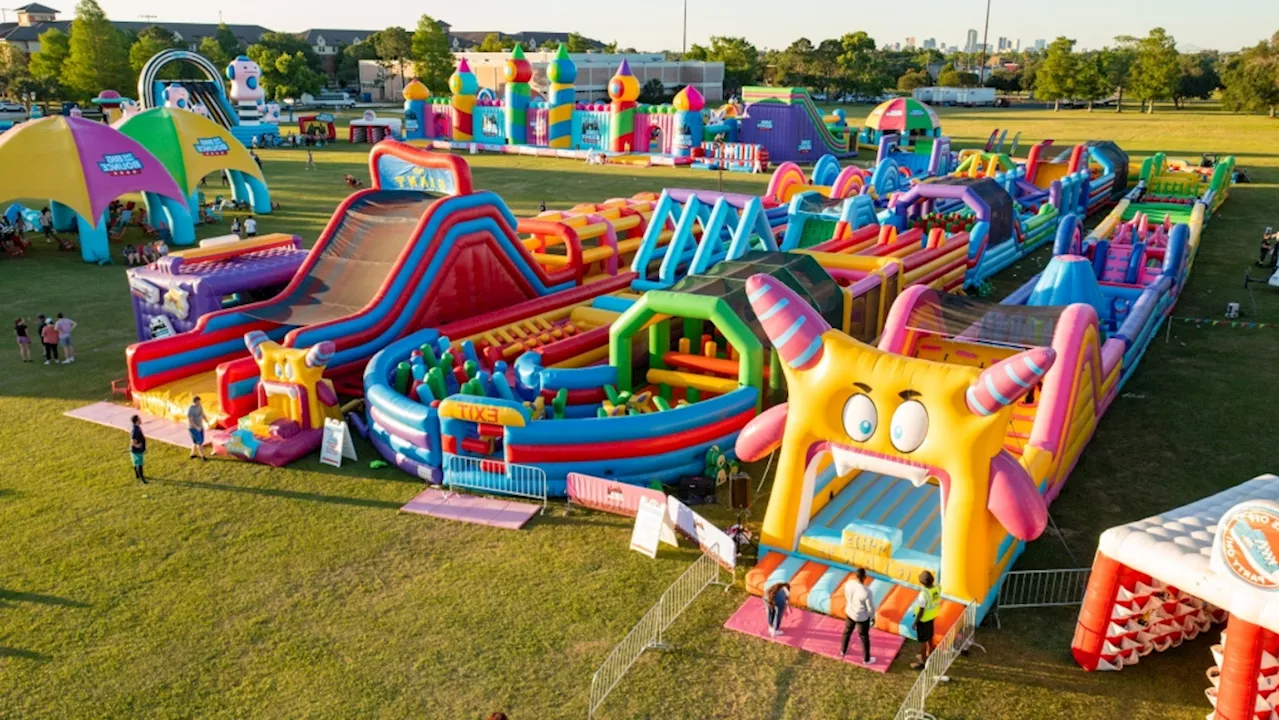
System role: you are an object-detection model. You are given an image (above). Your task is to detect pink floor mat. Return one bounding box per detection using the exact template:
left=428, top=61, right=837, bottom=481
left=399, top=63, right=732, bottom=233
left=400, top=487, right=540, bottom=530
left=724, top=597, right=905, bottom=673
left=65, top=402, right=229, bottom=448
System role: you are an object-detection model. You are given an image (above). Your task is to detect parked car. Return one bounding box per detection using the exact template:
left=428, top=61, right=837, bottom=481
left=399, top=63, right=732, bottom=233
left=0, top=100, right=29, bottom=121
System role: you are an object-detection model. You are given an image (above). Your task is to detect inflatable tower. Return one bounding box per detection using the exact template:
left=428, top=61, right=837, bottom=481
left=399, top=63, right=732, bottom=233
left=673, top=85, right=705, bottom=158
left=402, top=78, right=430, bottom=141
left=225, top=56, right=264, bottom=127
left=504, top=46, right=532, bottom=145
left=607, top=59, right=639, bottom=153
left=547, top=45, right=576, bottom=149
left=449, top=59, right=478, bottom=142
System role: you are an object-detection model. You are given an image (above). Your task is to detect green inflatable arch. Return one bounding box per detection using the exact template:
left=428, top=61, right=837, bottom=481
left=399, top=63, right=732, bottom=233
left=609, top=290, right=764, bottom=409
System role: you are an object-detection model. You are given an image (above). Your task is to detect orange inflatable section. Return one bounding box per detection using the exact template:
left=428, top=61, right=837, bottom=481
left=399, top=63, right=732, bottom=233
left=788, top=562, right=828, bottom=608
left=874, top=584, right=917, bottom=633
left=744, top=553, right=786, bottom=595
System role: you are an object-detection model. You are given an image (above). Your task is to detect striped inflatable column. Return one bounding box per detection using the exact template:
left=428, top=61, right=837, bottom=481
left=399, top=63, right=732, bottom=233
left=607, top=59, right=639, bottom=153
left=504, top=46, right=532, bottom=145
left=449, top=59, right=478, bottom=142
left=547, top=45, right=576, bottom=149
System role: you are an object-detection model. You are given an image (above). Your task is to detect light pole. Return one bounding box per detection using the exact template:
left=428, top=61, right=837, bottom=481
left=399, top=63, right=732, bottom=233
left=978, top=0, right=992, bottom=85
left=682, top=0, right=687, bottom=55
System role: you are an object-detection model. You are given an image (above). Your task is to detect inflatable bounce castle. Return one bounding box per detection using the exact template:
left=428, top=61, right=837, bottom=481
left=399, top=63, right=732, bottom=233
left=137, top=49, right=279, bottom=147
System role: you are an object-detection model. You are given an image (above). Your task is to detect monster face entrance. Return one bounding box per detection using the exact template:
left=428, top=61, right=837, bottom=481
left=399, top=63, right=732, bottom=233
left=799, top=449, right=942, bottom=586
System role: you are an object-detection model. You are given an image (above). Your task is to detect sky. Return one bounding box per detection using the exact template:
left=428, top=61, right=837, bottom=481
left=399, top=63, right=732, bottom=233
left=68, top=0, right=1280, bottom=53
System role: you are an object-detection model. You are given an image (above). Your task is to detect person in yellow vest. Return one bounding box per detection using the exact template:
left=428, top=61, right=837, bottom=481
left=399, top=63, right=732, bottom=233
left=910, top=570, right=942, bottom=670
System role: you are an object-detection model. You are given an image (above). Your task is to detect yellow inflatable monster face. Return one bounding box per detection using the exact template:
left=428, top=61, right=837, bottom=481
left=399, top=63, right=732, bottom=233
left=738, top=275, right=1055, bottom=602
left=245, top=331, right=337, bottom=431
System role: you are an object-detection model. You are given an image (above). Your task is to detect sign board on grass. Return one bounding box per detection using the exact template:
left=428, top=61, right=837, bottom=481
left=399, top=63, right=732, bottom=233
left=630, top=496, right=668, bottom=559
left=319, top=417, right=357, bottom=468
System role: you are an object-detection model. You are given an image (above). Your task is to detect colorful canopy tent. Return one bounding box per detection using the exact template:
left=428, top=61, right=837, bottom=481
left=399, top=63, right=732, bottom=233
left=860, top=98, right=942, bottom=147
left=1072, top=475, right=1278, bottom=720
left=0, top=116, right=187, bottom=263
left=115, top=107, right=271, bottom=226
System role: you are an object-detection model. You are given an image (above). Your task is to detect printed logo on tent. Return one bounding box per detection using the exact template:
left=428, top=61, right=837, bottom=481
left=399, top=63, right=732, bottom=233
left=755, top=120, right=773, bottom=131
left=97, top=152, right=143, bottom=176
left=885, top=109, right=904, bottom=117
left=1212, top=500, right=1279, bottom=591
left=798, top=140, right=812, bottom=153
left=193, top=137, right=231, bottom=156
left=316, top=113, right=334, bottom=122
left=909, top=109, right=925, bottom=116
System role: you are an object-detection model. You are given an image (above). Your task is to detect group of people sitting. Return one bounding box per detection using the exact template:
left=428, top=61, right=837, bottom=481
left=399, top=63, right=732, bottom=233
left=0, top=214, right=32, bottom=255
left=122, top=239, right=169, bottom=266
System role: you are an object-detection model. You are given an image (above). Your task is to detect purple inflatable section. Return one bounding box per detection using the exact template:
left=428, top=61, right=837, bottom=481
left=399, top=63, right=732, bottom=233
left=737, top=103, right=856, bottom=164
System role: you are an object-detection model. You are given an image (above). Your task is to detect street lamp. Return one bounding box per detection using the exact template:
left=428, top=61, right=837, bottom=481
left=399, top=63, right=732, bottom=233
left=979, top=0, right=992, bottom=85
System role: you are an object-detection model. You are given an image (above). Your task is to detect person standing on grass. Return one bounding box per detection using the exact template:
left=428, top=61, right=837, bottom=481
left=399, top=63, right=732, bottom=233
left=187, top=396, right=209, bottom=461
left=54, top=312, right=76, bottom=363
left=230, top=218, right=241, bottom=237
left=910, top=570, right=941, bottom=670
left=14, top=316, right=31, bottom=362
left=306, top=148, right=315, bottom=170
left=39, top=318, right=59, bottom=364
left=840, top=567, right=877, bottom=666
left=130, top=414, right=148, bottom=483
left=764, top=582, right=791, bottom=637
left=243, top=216, right=257, bottom=238
left=39, top=206, right=57, bottom=244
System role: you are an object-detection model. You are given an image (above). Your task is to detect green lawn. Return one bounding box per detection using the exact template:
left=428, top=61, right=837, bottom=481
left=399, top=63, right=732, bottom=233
left=0, top=106, right=1275, bottom=720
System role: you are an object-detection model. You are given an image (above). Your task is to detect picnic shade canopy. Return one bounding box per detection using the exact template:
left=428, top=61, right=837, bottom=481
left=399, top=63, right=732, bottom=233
left=864, top=97, right=941, bottom=133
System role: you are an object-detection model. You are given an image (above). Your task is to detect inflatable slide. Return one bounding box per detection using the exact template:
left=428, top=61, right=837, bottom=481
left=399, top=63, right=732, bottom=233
left=739, top=87, right=855, bottom=163
left=127, top=143, right=630, bottom=427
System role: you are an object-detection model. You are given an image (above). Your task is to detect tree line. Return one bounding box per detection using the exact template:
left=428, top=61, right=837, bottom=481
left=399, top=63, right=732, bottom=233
left=0, top=3, right=1274, bottom=116
left=678, top=29, right=1278, bottom=114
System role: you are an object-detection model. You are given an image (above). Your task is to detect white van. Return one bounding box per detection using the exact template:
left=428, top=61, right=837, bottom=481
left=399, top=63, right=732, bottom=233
left=301, top=91, right=356, bottom=109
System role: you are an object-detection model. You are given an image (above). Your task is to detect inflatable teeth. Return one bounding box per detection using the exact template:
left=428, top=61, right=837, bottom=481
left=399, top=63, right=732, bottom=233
left=1095, top=656, right=1121, bottom=671
left=1102, top=640, right=1123, bottom=656
left=1263, top=651, right=1279, bottom=672
left=1107, top=621, right=1128, bottom=639
left=1212, top=644, right=1225, bottom=668
left=1206, top=686, right=1218, bottom=707
left=1117, top=585, right=1136, bottom=602
left=1121, top=650, right=1139, bottom=666
left=1207, top=665, right=1221, bottom=687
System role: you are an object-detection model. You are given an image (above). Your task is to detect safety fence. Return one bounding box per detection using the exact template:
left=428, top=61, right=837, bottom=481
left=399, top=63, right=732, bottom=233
left=442, top=454, right=548, bottom=513
left=893, top=603, right=979, bottom=720
left=566, top=472, right=667, bottom=519
left=588, top=550, right=729, bottom=718
left=996, top=568, right=1092, bottom=610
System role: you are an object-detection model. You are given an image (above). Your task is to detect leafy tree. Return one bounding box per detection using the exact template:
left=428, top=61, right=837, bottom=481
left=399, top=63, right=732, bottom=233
left=685, top=36, right=760, bottom=94
left=938, top=69, right=979, bottom=87
left=128, top=25, right=183, bottom=76
left=371, top=27, right=413, bottom=87
left=836, top=32, right=889, bottom=96
left=62, top=0, right=131, bottom=100
left=811, top=39, right=842, bottom=96
left=1173, top=51, right=1220, bottom=108
left=565, top=33, right=593, bottom=53
left=476, top=33, right=506, bottom=53
left=1098, top=42, right=1136, bottom=112
left=198, top=36, right=230, bottom=70
left=1034, top=36, right=1078, bottom=110
left=1219, top=32, right=1279, bottom=115
left=410, top=15, right=453, bottom=92
left=213, top=23, right=242, bottom=59
left=247, top=31, right=320, bottom=73
left=638, top=77, right=668, bottom=104
left=602, top=40, right=619, bottom=53
left=896, top=69, right=931, bottom=92
left=1127, top=27, right=1179, bottom=113
left=28, top=28, right=69, bottom=94
left=984, top=69, right=1021, bottom=93
left=269, top=51, right=322, bottom=101
left=1074, top=53, right=1110, bottom=110
left=337, top=40, right=376, bottom=88
left=0, top=43, right=29, bottom=97
left=767, top=38, right=813, bottom=87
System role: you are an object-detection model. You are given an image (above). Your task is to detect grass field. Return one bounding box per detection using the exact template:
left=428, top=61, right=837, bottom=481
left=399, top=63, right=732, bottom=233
left=0, top=105, right=1275, bottom=720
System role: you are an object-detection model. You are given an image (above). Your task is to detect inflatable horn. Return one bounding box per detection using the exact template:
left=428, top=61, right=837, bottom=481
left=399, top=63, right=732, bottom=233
left=966, top=347, right=1056, bottom=416
left=746, top=274, right=830, bottom=370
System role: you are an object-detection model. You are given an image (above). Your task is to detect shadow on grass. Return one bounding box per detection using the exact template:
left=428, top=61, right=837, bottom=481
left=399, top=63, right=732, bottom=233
left=151, top=478, right=404, bottom=510
left=0, top=589, right=90, bottom=608
left=0, top=647, right=50, bottom=661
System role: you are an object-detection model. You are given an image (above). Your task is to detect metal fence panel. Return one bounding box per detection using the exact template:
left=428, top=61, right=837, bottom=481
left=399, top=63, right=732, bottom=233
left=894, top=603, right=978, bottom=720
left=996, top=568, right=1092, bottom=609
left=442, top=454, right=548, bottom=512
left=588, top=552, right=727, bottom=718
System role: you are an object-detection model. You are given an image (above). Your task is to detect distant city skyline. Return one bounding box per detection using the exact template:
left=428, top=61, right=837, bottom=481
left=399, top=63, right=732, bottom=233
left=35, top=0, right=1277, bottom=54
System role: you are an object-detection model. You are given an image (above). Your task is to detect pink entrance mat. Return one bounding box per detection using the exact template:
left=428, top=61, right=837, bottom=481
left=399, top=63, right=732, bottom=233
left=400, top=487, right=540, bottom=530
left=65, top=402, right=229, bottom=449
left=724, top=596, right=905, bottom=673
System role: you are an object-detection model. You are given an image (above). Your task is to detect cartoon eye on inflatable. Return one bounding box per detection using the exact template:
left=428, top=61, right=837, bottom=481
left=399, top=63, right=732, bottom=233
left=273, top=361, right=284, bottom=379
left=842, top=393, right=877, bottom=442
left=890, top=400, right=929, bottom=453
